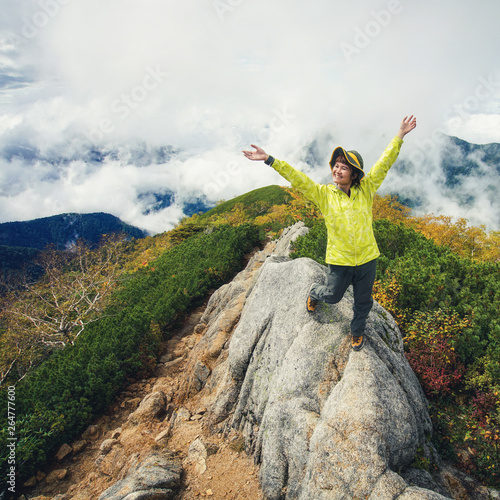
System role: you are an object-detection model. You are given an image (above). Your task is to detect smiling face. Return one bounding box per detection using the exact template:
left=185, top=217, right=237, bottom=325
left=331, top=155, right=357, bottom=191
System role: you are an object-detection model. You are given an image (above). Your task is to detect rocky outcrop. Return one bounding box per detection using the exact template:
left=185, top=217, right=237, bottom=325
left=97, top=452, right=182, bottom=500
left=181, top=222, right=452, bottom=499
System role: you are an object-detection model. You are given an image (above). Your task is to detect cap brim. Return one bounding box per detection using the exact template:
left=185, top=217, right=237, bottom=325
left=330, top=147, right=365, bottom=180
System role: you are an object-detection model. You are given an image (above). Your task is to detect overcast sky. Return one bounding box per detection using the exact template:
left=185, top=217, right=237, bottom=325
left=1, top=0, right=500, bottom=233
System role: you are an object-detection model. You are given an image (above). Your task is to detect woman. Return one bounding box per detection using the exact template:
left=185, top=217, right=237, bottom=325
left=243, top=115, right=417, bottom=351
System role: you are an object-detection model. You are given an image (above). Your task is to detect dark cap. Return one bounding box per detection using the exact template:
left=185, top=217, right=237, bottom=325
left=329, top=147, right=365, bottom=180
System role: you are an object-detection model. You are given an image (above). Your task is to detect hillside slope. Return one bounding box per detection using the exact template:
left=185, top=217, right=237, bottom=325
left=22, top=223, right=498, bottom=500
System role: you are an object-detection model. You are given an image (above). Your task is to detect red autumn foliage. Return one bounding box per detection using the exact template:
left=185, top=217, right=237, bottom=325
left=405, top=333, right=465, bottom=395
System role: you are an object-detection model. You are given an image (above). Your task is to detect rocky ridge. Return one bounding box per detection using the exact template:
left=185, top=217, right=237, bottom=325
left=21, top=222, right=499, bottom=500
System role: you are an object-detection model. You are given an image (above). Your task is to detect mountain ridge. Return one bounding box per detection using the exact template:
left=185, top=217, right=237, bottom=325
left=0, top=212, right=148, bottom=281
left=0, top=212, right=147, bottom=250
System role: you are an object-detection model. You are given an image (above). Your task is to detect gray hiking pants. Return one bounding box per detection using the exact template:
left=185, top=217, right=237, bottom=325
left=309, top=259, right=377, bottom=336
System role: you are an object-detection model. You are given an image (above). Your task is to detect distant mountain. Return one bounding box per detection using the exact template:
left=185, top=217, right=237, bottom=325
left=0, top=212, right=148, bottom=283
left=1, top=142, right=179, bottom=167
left=138, top=191, right=214, bottom=217
left=448, top=135, right=500, bottom=163
left=0, top=212, right=147, bottom=251
left=379, top=135, right=500, bottom=229
left=442, top=135, right=500, bottom=186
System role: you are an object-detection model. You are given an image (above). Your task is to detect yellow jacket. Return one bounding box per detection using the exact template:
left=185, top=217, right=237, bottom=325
left=271, top=136, right=403, bottom=266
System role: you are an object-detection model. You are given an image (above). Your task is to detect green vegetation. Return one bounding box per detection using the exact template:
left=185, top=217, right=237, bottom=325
left=1, top=237, right=127, bottom=384
left=0, top=245, right=42, bottom=286
left=199, top=185, right=291, bottom=220
left=0, top=223, right=261, bottom=486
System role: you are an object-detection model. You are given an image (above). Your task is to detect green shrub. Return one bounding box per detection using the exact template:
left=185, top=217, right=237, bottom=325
left=289, top=220, right=327, bottom=265
left=0, top=224, right=262, bottom=487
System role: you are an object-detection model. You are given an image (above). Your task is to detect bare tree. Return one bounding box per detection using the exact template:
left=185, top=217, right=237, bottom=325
left=0, top=234, right=126, bottom=385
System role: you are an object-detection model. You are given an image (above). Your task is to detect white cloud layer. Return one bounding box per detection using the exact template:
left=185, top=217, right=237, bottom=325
left=1, top=0, right=500, bottom=232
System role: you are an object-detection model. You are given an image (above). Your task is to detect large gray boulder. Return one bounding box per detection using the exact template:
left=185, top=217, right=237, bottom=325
left=204, top=250, right=450, bottom=499
left=98, top=452, right=181, bottom=500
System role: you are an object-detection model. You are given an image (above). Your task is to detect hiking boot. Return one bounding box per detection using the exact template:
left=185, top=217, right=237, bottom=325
left=306, top=295, right=318, bottom=312
left=351, top=334, right=365, bottom=351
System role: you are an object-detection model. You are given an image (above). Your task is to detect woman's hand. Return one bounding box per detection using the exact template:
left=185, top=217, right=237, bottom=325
left=242, top=144, right=269, bottom=162
left=396, top=115, right=417, bottom=139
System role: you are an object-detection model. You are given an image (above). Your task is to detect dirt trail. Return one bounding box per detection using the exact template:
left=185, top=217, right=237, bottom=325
left=22, top=304, right=264, bottom=500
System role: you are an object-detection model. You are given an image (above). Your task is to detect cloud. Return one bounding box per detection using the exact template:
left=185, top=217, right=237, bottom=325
left=380, top=136, right=500, bottom=230
left=0, top=0, right=499, bottom=232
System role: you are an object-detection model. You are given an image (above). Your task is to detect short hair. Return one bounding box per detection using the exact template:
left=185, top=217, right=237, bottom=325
left=332, top=154, right=361, bottom=186
left=334, top=154, right=349, bottom=166
left=351, top=169, right=361, bottom=186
